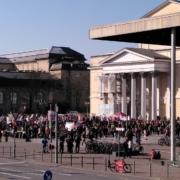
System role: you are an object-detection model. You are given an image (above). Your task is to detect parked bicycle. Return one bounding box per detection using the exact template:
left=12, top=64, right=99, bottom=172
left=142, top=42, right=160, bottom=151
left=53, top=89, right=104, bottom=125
left=158, top=136, right=170, bottom=146
left=108, top=159, right=132, bottom=173
left=85, top=140, right=121, bottom=154
left=132, top=142, right=144, bottom=154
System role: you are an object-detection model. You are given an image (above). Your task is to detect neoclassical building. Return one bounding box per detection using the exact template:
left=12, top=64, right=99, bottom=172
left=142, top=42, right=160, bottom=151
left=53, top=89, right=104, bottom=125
left=89, top=48, right=172, bottom=120
left=89, top=0, right=180, bottom=120
left=0, top=46, right=89, bottom=114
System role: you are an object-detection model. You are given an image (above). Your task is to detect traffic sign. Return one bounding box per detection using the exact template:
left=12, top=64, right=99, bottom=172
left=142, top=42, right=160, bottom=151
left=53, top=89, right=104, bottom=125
left=12, top=112, right=19, bottom=120
left=17, top=121, right=22, bottom=127
left=116, top=127, right=125, bottom=131
left=49, top=121, right=51, bottom=128
left=44, top=170, right=52, bottom=180
left=48, top=111, right=55, bottom=121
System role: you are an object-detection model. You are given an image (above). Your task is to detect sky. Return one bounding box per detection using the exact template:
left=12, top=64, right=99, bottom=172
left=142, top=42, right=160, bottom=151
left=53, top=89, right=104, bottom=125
left=0, top=0, right=165, bottom=62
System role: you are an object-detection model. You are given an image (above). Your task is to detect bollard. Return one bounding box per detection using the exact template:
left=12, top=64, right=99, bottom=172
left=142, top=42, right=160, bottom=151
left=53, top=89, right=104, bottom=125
left=33, top=150, right=35, bottom=160
left=51, top=150, right=52, bottom=163
left=61, top=153, right=62, bottom=164
left=10, top=147, right=11, bottom=158
left=70, top=155, right=72, bottom=166
left=105, top=159, right=107, bottom=171
left=81, top=156, right=83, bottom=168
left=167, top=162, right=169, bottom=178
left=3, top=146, right=4, bottom=155
left=42, top=151, right=43, bottom=161
left=149, top=162, right=151, bottom=177
left=93, top=158, right=95, bottom=170
left=134, top=161, right=135, bottom=175
left=24, top=149, right=26, bottom=159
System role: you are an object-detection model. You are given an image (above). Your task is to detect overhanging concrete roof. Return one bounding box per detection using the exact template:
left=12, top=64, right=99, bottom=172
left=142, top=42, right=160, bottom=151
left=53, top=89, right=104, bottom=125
left=89, top=12, right=180, bottom=45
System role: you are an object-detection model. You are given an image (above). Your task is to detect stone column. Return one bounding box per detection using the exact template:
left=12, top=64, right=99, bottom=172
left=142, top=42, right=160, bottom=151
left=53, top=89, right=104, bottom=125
left=131, top=73, right=136, bottom=119
left=151, top=71, right=158, bottom=120
left=166, top=72, right=171, bottom=119
left=108, top=75, right=111, bottom=93
left=157, top=74, right=160, bottom=116
left=116, top=74, right=121, bottom=113
left=121, top=74, right=126, bottom=114
left=141, top=72, right=147, bottom=120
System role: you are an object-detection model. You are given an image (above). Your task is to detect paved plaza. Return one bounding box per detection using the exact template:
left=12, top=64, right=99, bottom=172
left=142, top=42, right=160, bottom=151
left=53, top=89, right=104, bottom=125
left=0, top=134, right=179, bottom=180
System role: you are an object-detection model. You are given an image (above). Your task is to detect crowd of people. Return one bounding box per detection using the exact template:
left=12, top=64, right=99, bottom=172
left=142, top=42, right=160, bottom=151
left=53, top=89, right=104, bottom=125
left=0, top=113, right=179, bottom=154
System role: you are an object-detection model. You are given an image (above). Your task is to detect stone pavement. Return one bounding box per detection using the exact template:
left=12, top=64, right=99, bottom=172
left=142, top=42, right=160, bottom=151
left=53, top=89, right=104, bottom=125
left=0, top=135, right=180, bottom=180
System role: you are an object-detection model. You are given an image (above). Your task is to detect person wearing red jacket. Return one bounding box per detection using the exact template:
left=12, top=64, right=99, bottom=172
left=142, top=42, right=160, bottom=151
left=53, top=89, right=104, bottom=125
left=150, top=149, right=156, bottom=160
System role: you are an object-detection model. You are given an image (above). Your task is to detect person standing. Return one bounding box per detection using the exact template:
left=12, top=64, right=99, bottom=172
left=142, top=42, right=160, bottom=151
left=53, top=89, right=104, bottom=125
left=123, top=139, right=128, bottom=159
left=75, top=134, right=81, bottom=153
left=81, top=131, right=86, bottom=145
left=135, top=128, right=141, bottom=145
left=126, top=127, right=133, bottom=158
left=0, top=130, right=2, bottom=142
left=42, top=137, right=48, bottom=153
left=59, top=134, right=65, bottom=153
left=5, top=130, right=8, bottom=142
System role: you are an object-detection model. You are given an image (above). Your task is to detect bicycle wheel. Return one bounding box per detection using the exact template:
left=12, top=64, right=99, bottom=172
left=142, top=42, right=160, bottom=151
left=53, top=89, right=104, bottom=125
left=158, top=139, right=164, bottom=146
left=109, top=163, right=117, bottom=172
left=123, top=164, right=132, bottom=173
left=139, top=146, right=144, bottom=154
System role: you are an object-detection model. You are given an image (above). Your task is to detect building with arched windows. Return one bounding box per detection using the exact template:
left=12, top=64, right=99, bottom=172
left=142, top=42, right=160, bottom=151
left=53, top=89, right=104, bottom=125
left=0, top=46, right=89, bottom=114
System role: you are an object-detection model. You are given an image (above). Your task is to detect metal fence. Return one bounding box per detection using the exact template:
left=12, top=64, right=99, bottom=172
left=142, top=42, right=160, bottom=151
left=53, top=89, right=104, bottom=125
left=0, top=146, right=179, bottom=179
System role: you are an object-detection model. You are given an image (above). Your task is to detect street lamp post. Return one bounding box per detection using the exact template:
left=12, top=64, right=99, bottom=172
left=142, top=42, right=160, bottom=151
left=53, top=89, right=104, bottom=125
left=55, top=104, right=59, bottom=163
left=85, top=100, right=90, bottom=117
left=135, top=100, right=141, bottom=119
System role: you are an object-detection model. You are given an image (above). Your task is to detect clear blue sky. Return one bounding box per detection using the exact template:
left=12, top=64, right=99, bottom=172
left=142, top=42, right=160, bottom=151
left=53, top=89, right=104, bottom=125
left=0, top=0, right=165, bottom=62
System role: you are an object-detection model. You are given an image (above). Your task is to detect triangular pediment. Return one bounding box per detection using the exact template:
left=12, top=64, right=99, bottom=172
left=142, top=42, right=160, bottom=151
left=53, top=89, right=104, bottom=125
left=141, top=0, right=180, bottom=18
left=101, top=51, right=149, bottom=65
left=100, top=48, right=169, bottom=65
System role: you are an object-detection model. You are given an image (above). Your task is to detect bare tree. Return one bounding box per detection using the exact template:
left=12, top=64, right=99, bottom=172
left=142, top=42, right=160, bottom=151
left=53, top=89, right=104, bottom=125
left=70, top=74, right=90, bottom=111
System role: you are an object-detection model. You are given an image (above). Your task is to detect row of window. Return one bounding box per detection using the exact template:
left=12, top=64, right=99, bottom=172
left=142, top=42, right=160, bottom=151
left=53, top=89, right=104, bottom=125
left=0, top=91, right=89, bottom=105
left=0, top=92, right=44, bottom=105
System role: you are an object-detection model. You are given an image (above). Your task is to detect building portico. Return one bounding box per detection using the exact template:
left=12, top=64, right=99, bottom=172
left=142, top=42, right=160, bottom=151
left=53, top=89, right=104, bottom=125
left=89, top=0, right=180, bottom=161
left=89, top=48, right=170, bottom=120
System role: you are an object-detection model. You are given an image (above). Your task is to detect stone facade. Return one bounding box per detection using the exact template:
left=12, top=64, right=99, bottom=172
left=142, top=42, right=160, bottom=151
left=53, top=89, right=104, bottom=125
left=0, top=46, right=89, bottom=114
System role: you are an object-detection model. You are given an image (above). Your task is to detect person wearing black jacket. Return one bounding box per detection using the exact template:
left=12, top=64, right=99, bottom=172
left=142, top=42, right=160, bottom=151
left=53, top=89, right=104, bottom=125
left=123, top=139, right=128, bottom=159
left=126, top=128, right=134, bottom=158
left=75, top=134, right=81, bottom=153
left=59, top=134, right=65, bottom=153
left=66, top=135, right=74, bottom=153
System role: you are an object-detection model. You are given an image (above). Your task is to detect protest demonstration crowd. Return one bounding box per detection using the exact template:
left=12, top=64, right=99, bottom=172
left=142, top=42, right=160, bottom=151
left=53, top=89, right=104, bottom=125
left=0, top=110, right=178, bottom=157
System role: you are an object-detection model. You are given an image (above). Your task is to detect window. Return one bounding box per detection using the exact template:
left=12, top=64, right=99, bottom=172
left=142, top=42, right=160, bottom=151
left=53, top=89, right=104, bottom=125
left=10, top=92, right=17, bottom=104
left=24, top=92, right=30, bottom=105
left=86, top=91, right=89, bottom=96
left=66, top=77, right=69, bottom=83
left=0, top=92, right=3, bottom=104
left=37, top=92, right=43, bottom=101
left=49, top=92, right=54, bottom=103
left=24, top=92, right=30, bottom=100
